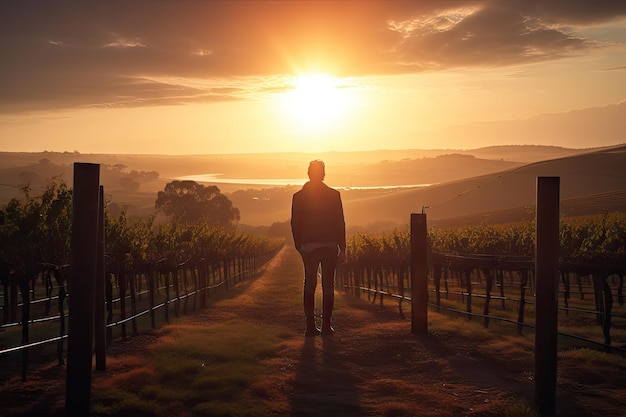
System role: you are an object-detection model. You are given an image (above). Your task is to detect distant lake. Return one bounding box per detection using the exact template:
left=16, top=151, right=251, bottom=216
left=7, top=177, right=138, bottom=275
left=179, top=173, right=432, bottom=190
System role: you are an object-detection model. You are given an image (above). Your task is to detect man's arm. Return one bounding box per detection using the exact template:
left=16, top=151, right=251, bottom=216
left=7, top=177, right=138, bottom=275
left=290, top=194, right=301, bottom=251
left=336, top=191, right=347, bottom=263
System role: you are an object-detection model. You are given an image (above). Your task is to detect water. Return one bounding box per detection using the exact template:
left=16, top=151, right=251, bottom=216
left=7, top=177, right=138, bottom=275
left=179, top=173, right=433, bottom=190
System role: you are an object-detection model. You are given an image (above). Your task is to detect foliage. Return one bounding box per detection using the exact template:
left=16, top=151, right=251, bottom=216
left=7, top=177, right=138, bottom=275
left=105, top=208, right=156, bottom=267
left=155, top=180, right=240, bottom=228
left=347, top=228, right=410, bottom=267
left=0, top=179, right=73, bottom=277
left=429, top=221, right=535, bottom=257
left=345, top=214, right=626, bottom=266
left=560, top=212, right=626, bottom=263
left=1, top=177, right=280, bottom=286
left=105, top=206, right=282, bottom=272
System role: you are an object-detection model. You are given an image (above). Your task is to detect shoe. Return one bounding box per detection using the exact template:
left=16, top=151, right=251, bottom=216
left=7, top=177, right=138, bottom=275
left=305, top=317, right=320, bottom=337
left=305, top=327, right=321, bottom=337
left=321, top=324, right=334, bottom=336
left=321, top=291, right=334, bottom=336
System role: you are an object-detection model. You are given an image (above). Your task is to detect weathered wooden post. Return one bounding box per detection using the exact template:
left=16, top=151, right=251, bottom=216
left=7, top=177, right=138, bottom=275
left=534, top=176, right=560, bottom=416
left=66, top=163, right=100, bottom=416
left=411, top=213, right=428, bottom=334
left=95, top=185, right=106, bottom=371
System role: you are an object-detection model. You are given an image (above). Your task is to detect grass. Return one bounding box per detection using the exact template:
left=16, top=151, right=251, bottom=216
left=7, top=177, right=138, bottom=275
left=503, top=400, right=541, bottom=417
left=92, top=318, right=284, bottom=417
left=427, top=310, right=535, bottom=359
left=88, top=251, right=304, bottom=417
left=423, top=287, right=626, bottom=348
left=560, top=347, right=626, bottom=368
left=365, top=281, right=626, bottom=359
left=4, top=247, right=626, bottom=416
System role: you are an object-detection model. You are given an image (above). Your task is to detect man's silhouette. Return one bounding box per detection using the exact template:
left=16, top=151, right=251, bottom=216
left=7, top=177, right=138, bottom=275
left=291, top=160, right=346, bottom=336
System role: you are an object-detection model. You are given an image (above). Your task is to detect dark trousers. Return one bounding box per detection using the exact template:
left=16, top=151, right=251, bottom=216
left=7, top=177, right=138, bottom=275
left=301, top=247, right=337, bottom=293
left=300, top=247, right=337, bottom=321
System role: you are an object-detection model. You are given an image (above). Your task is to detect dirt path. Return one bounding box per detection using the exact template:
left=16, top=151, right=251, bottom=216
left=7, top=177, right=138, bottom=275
left=175, top=247, right=536, bottom=416
left=3, top=246, right=626, bottom=416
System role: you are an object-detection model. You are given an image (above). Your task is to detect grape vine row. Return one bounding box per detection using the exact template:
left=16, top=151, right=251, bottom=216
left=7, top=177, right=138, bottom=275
left=0, top=179, right=283, bottom=380
left=338, top=213, right=626, bottom=352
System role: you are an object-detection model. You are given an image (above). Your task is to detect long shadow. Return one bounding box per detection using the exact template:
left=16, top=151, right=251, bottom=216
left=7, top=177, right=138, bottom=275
left=417, top=332, right=533, bottom=400
left=419, top=331, right=607, bottom=416
left=289, top=335, right=364, bottom=417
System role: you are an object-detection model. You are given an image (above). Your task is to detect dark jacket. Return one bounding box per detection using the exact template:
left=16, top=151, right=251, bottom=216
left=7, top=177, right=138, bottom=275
left=291, top=181, right=346, bottom=251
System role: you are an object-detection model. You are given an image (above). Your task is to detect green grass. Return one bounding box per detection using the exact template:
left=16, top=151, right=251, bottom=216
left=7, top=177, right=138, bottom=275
left=91, top=318, right=284, bottom=417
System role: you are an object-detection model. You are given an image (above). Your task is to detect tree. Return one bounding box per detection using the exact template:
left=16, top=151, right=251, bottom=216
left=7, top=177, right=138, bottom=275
left=155, top=180, right=240, bottom=227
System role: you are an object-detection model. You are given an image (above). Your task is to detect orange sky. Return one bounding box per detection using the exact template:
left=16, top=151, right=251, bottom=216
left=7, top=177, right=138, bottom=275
left=1, top=1, right=625, bottom=154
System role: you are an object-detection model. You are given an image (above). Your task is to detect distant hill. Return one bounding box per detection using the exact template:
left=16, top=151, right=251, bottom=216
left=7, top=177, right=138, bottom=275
left=0, top=144, right=623, bottom=228
left=342, top=145, right=626, bottom=228
left=439, top=101, right=626, bottom=150
left=432, top=189, right=626, bottom=228
left=457, top=144, right=607, bottom=163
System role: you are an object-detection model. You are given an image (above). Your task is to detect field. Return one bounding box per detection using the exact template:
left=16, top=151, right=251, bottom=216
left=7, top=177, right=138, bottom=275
left=2, top=247, right=626, bottom=417
left=1, top=144, right=626, bottom=415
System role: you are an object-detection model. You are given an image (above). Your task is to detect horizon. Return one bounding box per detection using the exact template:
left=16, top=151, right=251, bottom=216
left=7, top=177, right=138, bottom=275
left=1, top=2, right=625, bottom=155
left=1, top=142, right=623, bottom=158
left=1, top=142, right=624, bottom=228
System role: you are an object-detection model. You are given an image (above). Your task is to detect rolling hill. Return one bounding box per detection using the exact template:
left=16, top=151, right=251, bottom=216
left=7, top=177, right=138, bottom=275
left=0, top=145, right=624, bottom=229
left=342, top=145, right=626, bottom=228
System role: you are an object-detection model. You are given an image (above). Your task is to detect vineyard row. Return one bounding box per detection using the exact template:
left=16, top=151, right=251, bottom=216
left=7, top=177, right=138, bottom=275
left=0, top=245, right=282, bottom=381
left=338, top=215, right=626, bottom=353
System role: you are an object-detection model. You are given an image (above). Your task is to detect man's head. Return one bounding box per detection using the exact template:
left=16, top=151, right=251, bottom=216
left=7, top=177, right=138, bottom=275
left=307, top=160, right=325, bottom=182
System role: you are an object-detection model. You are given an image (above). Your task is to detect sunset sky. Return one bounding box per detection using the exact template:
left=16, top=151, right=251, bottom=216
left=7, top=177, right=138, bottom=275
left=1, top=1, right=625, bottom=155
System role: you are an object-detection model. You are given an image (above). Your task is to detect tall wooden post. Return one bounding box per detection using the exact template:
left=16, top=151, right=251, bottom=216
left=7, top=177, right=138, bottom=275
left=534, top=176, right=560, bottom=416
left=95, top=185, right=106, bottom=371
left=411, top=213, right=428, bottom=334
left=66, top=163, right=100, bottom=416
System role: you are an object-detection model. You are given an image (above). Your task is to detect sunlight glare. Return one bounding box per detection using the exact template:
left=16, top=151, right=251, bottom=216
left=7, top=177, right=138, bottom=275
left=279, top=73, right=354, bottom=131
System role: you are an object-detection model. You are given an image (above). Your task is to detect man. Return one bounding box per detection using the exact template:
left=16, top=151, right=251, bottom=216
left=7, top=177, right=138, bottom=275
left=291, top=160, right=346, bottom=337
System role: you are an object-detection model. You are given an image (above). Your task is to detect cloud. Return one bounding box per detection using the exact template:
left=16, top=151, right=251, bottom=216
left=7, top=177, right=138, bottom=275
left=390, top=5, right=591, bottom=70
left=104, top=35, right=147, bottom=49
left=0, top=1, right=625, bottom=112
left=511, top=0, right=626, bottom=25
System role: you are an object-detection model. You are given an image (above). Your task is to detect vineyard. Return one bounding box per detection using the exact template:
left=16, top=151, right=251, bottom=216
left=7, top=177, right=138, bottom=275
left=0, top=179, right=283, bottom=381
left=337, top=212, right=626, bottom=353
left=2, top=175, right=626, bottom=386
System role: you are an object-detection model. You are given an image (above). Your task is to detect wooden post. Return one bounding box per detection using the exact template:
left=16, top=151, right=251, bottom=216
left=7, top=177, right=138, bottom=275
left=95, top=186, right=106, bottom=371
left=66, top=163, right=100, bottom=416
left=534, top=176, right=560, bottom=416
left=411, top=213, right=428, bottom=334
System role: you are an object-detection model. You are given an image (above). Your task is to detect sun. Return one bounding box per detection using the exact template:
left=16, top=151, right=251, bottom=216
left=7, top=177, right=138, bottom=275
left=278, top=73, right=354, bottom=130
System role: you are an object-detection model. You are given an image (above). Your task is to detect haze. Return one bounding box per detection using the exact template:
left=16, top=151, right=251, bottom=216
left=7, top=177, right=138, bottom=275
left=1, top=145, right=624, bottom=230
left=1, top=2, right=625, bottom=155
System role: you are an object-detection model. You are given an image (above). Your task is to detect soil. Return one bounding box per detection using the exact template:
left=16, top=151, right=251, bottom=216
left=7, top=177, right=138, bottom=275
left=2, top=246, right=626, bottom=416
